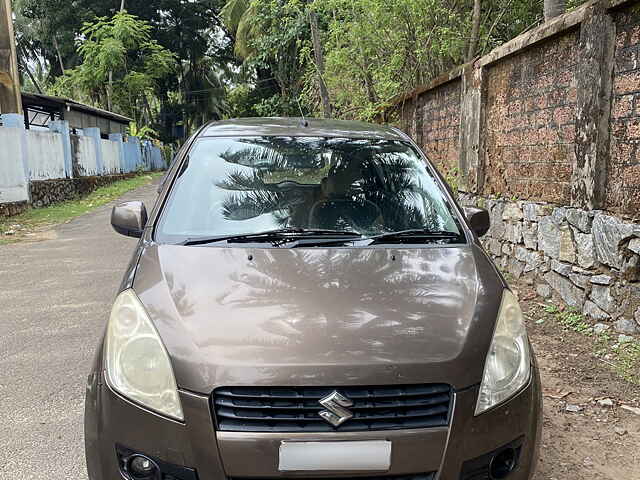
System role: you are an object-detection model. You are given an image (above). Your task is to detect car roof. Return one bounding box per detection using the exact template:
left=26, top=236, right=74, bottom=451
left=200, top=117, right=409, bottom=141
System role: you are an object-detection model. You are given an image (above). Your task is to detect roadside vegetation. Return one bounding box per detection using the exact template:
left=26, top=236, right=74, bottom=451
left=0, top=173, right=162, bottom=245
left=13, top=0, right=590, bottom=143
left=535, top=302, right=640, bottom=385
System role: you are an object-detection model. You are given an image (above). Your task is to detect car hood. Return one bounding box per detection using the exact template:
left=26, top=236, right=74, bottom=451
left=133, top=244, right=504, bottom=393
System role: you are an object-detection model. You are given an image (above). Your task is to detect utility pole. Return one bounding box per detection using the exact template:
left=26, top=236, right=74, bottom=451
left=0, top=0, right=22, bottom=114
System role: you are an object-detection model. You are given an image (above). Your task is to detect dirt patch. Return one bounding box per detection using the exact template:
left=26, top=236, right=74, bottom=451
left=515, top=282, right=640, bottom=479
left=0, top=224, right=58, bottom=244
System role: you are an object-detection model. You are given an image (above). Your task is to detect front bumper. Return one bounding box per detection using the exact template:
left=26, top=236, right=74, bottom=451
left=85, top=370, right=541, bottom=480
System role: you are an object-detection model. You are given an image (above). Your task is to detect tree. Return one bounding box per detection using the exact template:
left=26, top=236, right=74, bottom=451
left=467, top=0, right=482, bottom=62
left=544, top=0, right=566, bottom=21
left=221, top=0, right=312, bottom=117
left=309, top=9, right=331, bottom=118
left=220, top=0, right=258, bottom=59
left=52, top=12, right=177, bottom=124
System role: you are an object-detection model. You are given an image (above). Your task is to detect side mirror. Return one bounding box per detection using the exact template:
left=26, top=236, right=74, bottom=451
left=463, top=206, right=490, bottom=237
left=111, top=201, right=148, bottom=238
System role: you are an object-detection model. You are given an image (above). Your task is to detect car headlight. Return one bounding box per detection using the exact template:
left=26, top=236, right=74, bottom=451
left=104, top=289, right=184, bottom=421
left=475, top=289, right=531, bottom=415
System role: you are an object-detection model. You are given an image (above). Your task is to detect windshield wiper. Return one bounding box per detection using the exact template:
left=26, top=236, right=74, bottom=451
left=180, top=228, right=362, bottom=246
left=364, top=229, right=464, bottom=245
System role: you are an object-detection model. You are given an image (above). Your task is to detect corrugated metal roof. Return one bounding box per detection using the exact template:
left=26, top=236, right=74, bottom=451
left=21, top=92, right=132, bottom=124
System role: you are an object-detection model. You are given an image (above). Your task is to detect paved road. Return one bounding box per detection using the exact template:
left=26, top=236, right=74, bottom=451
left=0, top=180, right=159, bottom=479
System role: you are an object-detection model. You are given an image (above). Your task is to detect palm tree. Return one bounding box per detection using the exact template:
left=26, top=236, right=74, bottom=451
left=214, top=138, right=447, bottom=233
left=220, top=0, right=259, bottom=60
left=181, top=58, right=229, bottom=127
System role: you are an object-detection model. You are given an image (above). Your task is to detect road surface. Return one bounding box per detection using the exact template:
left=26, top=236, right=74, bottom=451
left=2, top=177, right=640, bottom=480
left=0, top=180, right=158, bottom=479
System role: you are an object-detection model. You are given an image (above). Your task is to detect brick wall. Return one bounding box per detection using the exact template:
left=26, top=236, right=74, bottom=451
left=399, top=98, right=418, bottom=143
left=483, top=33, right=578, bottom=204
left=418, top=79, right=461, bottom=178
left=389, top=0, right=640, bottom=337
left=610, top=6, right=640, bottom=217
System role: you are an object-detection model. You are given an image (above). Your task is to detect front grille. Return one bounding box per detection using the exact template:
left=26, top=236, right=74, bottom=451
left=212, top=384, right=452, bottom=432
left=230, top=474, right=435, bottom=480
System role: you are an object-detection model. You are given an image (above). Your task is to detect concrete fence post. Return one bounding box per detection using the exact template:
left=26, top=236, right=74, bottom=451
left=0, top=112, right=30, bottom=203
left=129, top=136, right=142, bottom=172
left=571, top=3, right=615, bottom=210
left=84, top=127, right=104, bottom=175
left=458, top=62, right=486, bottom=194
left=49, top=120, right=73, bottom=178
left=108, top=133, right=125, bottom=174
left=1, top=112, right=28, bottom=180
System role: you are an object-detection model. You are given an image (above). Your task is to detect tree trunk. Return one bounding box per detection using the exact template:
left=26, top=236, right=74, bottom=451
left=466, top=0, right=481, bottom=62
left=21, top=61, right=43, bottom=94
left=107, top=70, right=113, bottom=111
left=308, top=10, right=331, bottom=118
left=544, top=0, right=566, bottom=21
left=120, top=0, right=126, bottom=11
left=52, top=36, right=65, bottom=74
left=356, top=43, right=377, bottom=107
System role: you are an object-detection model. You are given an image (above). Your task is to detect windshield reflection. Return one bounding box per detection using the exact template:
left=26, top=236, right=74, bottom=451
left=157, top=136, right=461, bottom=243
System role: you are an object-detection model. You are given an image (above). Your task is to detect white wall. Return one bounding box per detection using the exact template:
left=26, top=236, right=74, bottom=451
left=25, top=130, right=66, bottom=180
left=101, top=139, right=121, bottom=174
left=0, top=128, right=29, bottom=203
left=74, top=135, right=98, bottom=176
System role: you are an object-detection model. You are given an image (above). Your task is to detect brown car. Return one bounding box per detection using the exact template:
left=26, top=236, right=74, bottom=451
left=84, top=118, right=541, bottom=480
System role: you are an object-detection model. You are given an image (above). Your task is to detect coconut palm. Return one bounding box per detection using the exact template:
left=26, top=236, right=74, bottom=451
left=220, top=0, right=260, bottom=60
left=214, top=138, right=446, bottom=233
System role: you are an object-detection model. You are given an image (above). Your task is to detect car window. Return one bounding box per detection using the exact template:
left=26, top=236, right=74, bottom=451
left=155, top=136, right=463, bottom=243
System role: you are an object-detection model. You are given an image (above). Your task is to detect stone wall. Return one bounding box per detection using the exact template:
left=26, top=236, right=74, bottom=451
left=0, top=201, right=28, bottom=217
left=460, top=193, right=640, bottom=335
left=29, top=174, right=137, bottom=208
left=390, top=0, right=640, bottom=336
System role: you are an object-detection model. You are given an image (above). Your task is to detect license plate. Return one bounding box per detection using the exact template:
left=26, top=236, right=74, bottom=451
left=278, top=440, right=392, bottom=471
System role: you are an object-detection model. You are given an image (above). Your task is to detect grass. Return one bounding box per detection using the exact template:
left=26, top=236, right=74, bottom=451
left=542, top=304, right=640, bottom=384
left=0, top=172, right=163, bottom=245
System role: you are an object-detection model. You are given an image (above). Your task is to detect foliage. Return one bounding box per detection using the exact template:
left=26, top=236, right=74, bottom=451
left=128, top=122, right=159, bottom=141
left=51, top=12, right=177, bottom=125
left=320, top=0, right=468, bottom=120
left=13, top=0, right=593, bottom=136
left=217, top=0, right=568, bottom=121
left=13, top=0, right=232, bottom=141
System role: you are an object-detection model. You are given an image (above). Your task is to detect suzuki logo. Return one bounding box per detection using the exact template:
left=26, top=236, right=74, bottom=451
left=318, top=391, right=354, bottom=427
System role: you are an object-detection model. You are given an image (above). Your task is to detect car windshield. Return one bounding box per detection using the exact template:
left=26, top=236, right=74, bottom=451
left=155, top=136, right=463, bottom=244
